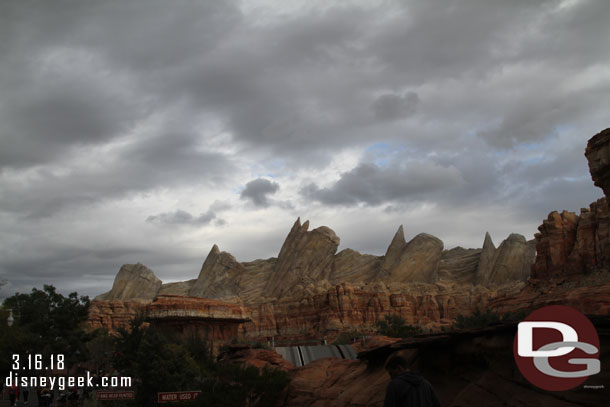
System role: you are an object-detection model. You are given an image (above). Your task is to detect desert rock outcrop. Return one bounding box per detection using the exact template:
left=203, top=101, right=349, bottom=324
left=265, top=218, right=340, bottom=298
left=532, top=199, right=610, bottom=279
left=188, top=245, right=243, bottom=300
left=95, top=263, right=162, bottom=301
left=386, top=233, right=443, bottom=284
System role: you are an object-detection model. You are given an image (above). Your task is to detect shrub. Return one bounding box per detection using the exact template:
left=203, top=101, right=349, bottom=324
left=453, top=309, right=501, bottom=330
left=375, top=315, right=422, bottom=338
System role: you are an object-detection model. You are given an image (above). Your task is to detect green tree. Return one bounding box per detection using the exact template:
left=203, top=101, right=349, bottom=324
left=1, top=285, right=91, bottom=377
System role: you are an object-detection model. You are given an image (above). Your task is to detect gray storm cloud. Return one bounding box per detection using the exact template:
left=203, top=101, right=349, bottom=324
left=240, top=178, right=281, bottom=207
left=302, top=162, right=464, bottom=206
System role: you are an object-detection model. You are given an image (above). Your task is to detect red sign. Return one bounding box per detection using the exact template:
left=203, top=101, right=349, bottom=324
left=157, top=391, right=202, bottom=403
left=96, top=391, right=135, bottom=400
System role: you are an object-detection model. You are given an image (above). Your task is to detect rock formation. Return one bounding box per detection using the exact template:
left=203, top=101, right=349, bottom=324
left=586, top=127, right=610, bottom=197
left=475, top=232, right=496, bottom=284
left=265, top=218, right=340, bottom=298
left=329, top=249, right=380, bottom=284
left=188, top=245, right=243, bottom=301
left=95, top=263, right=162, bottom=301
left=88, top=300, right=150, bottom=331
left=158, top=279, right=196, bottom=296
left=379, top=225, right=407, bottom=277
left=438, top=247, right=481, bottom=285
left=88, top=224, right=536, bottom=336
left=386, top=233, right=444, bottom=284
left=489, top=233, right=535, bottom=284
left=532, top=199, right=610, bottom=280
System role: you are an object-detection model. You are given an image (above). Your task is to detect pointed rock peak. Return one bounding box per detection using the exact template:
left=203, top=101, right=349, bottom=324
left=483, top=232, right=495, bottom=249
left=200, top=244, right=221, bottom=270
left=384, top=225, right=406, bottom=252
left=382, top=225, right=408, bottom=269
left=291, top=217, right=302, bottom=231
left=302, top=220, right=310, bottom=232
left=393, top=225, right=406, bottom=243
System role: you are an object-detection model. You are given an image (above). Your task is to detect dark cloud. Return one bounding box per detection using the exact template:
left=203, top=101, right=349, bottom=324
left=240, top=178, right=280, bottom=207
left=0, top=63, right=141, bottom=168
left=146, top=201, right=231, bottom=226
left=146, top=209, right=217, bottom=226
left=0, top=132, right=232, bottom=218
left=302, top=161, right=464, bottom=206
left=372, top=92, right=419, bottom=121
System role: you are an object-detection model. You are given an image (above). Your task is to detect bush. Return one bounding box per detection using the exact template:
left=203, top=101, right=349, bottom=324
left=501, top=308, right=531, bottom=322
left=453, top=309, right=501, bottom=330
left=375, top=315, right=422, bottom=338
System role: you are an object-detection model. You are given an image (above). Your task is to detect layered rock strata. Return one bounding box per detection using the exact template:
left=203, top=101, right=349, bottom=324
left=532, top=198, right=610, bottom=279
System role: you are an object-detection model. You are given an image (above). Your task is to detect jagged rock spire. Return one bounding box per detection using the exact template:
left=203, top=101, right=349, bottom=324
left=380, top=225, right=407, bottom=274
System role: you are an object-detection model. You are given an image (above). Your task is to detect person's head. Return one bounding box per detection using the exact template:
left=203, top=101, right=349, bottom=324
left=385, top=355, right=409, bottom=378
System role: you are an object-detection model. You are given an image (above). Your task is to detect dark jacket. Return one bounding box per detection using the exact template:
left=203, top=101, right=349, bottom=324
left=384, top=371, right=441, bottom=407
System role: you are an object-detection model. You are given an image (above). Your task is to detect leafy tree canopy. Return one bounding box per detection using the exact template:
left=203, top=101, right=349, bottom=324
left=1, top=284, right=92, bottom=376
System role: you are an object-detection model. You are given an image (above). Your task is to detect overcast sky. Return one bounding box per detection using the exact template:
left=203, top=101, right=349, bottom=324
left=1, top=0, right=608, bottom=301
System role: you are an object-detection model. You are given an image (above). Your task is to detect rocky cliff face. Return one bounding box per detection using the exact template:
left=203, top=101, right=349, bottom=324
left=244, top=280, right=525, bottom=338
left=88, top=299, right=150, bottom=331
left=532, top=200, right=610, bottom=280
